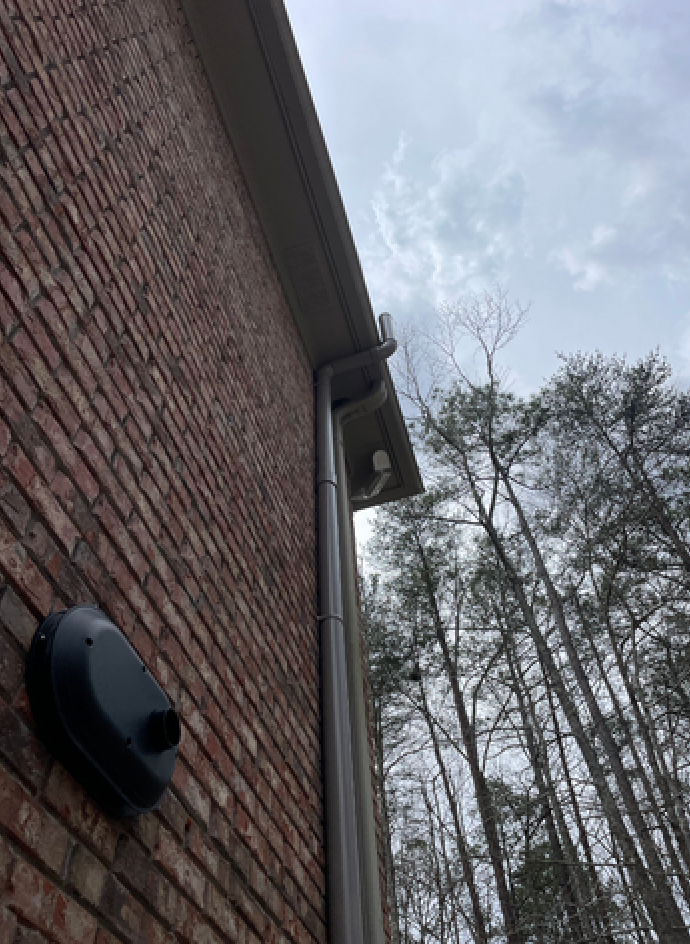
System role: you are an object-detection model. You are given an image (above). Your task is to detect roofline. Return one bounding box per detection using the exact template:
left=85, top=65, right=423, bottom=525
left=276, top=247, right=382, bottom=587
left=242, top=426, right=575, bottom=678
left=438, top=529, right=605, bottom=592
left=178, top=0, right=423, bottom=506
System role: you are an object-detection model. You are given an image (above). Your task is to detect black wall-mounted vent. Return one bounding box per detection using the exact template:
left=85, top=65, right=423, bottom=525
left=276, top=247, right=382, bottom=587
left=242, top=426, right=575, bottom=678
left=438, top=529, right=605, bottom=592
left=26, top=605, right=180, bottom=817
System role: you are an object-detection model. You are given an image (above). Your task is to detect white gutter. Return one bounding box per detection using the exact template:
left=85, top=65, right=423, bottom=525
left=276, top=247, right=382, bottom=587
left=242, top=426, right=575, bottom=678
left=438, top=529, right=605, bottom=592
left=316, top=314, right=396, bottom=944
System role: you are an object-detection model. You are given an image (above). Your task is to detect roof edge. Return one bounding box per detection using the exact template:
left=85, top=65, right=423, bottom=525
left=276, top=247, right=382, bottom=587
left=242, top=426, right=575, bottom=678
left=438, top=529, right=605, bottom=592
left=178, top=0, right=423, bottom=505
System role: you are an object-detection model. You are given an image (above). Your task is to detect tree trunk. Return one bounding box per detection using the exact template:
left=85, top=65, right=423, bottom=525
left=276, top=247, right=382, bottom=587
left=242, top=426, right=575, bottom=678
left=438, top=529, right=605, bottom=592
left=454, top=444, right=657, bottom=933
left=618, top=601, right=690, bottom=880
left=501, top=620, right=589, bottom=944
left=539, top=646, right=618, bottom=944
left=417, top=675, right=489, bottom=944
left=579, top=596, right=690, bottom=908
left=373, top=697, right=402, bottom=944
left=497, top=466, right=689, bottom=943
left=414, top=532, right=524, bottom=944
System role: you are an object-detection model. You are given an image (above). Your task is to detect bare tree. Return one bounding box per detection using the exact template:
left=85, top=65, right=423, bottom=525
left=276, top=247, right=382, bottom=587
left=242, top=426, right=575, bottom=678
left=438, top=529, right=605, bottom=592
left=366, top=289, right=690, bottom=943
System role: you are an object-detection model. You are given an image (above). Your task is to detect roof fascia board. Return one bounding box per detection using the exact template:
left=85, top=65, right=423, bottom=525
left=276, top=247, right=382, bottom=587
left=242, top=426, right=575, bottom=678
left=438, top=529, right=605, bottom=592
left=178, top=0, right=423, bottom=505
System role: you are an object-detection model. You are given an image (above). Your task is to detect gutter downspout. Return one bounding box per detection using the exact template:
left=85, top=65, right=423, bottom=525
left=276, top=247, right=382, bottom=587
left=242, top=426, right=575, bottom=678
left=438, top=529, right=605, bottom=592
left=334, top=382, right=389, bottom=944
left=316, top=314, right=397, bottom=944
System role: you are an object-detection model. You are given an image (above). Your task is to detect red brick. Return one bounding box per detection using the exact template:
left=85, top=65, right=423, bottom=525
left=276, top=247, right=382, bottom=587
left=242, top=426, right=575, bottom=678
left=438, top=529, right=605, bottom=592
left=0, top=520, right=52, bottom=616
left=139, top=915, right=175, bottom=944
left=11, top=684, right=33, bottom=730
left=0, top=906, right=17, bottom=944
left=0, top=340, right=39, bottom=412
left=186, top=827, right=221, bottom=887
left=171, top=759, right=210, bottom=827
left=130, top=810, right=159, bottom=855
left=6, top=859, right=98, bottom=944
left=4, top=444, right=80, bottom=555
left=98, top=874, right=146, bottom=942
left=67, top=844, right=108, bottom=907
left=0, top=631, right=23, bottom=697
left=0, top=586, right=36, bottom=650
left=0, top=185, right=23, bottom=235
left=0, top=829, right=14, bottom=890
left=0, top=289, right=18, bottom=336
left=73, top=430, right=128, bottom=514
left=113, top=837, right=187, bottom=930
left=178, top=910, right=225, bottom=944
left=43, top=764, right=120, bottom=863
left=0, top=7, right=331, bottom=942
left=7, top=21, right=41, bottom=79
left=0, top=476, right=32, bottom=535
left=153, top=826, right=206, bottom=909
left=92, top=495, right=148, bottom=582
left=93, top=929, right=118, bottom=944
left=24, top=307, right=62, bottom=371
left=23, top=519, right=60, bottom=583
left=32, top=405, right=99, bottom=504
left=0, top=697, right=51, bottom=788
left=203, top=884, right=242, bottom=943
left=0, top=762, right=70, bottom=875
left=56, top=362, right=98, bottom=420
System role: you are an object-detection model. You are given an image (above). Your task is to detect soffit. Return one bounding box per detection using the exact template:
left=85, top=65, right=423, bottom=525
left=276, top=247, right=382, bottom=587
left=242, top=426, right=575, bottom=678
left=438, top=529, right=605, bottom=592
left=178, top=0, right=423, bottom=506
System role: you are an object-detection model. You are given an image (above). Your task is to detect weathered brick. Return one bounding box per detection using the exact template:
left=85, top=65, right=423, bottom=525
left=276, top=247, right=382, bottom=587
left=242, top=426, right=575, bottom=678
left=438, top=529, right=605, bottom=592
left=98, top=874, right=146, bottom=941
left=0, top=762, right=71, bottom=875
left=112, top=836, right=152, bottom=897
left=153, top=826, right=205, bottom=909
left=114, top=836, right=187, bottom=930
left=188, top=826, right=222, bottom=888
left=178, top=910, right=225, bottom=944
left=156, top=786, right=189, bottom=842
left=11, top=413, right=57, bottom=485
left=204, top=883, right=241, bottom=942
left=4, top=444, right=80, bottom=554
left=14, top=930, right=58, bottom=944
left=0, top=907, right=16, bottom=944
left=43, top=764, right=120, bottom=863
left=67, top=844, right=108, bottom=907
left=0, top=525, right=52, bottom=617
left=23, top=516, right=62, bottom=580
left=0, top=698, right=51, bottom=788
left=0, top=477, right=32, bottom=535
left=32, top=404, right=99, bottom=504
left=0, top=632, right=23, bottom=697
left=0, top=586, right=37, bottom=650
left=92, top=494, right=148, bottom=582
left=93, top=929, right=118, bottom=944
left=0, top=2, right=334, bottom=941
left=0, top=830, right=14, bottom=890
left=130, top=809, right=160, bottom=854
left=209, top=809, right=252, bottom=882
left=0, top=419, right=10, bottom=457
left=5, top=859, right=98, bottom=944
left=170, top=758, right=210, bottom=827
left=139, top=915, right=175, bottom=944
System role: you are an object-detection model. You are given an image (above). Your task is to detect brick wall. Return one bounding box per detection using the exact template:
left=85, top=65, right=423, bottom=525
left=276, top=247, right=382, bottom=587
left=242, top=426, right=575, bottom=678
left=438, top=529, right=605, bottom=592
left=0, top=0, right=325, bottom=943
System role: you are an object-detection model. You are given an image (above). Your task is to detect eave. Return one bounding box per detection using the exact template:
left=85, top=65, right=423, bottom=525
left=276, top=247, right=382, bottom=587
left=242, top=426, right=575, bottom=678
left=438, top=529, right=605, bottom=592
left=178, top=0, right=423, bottom=508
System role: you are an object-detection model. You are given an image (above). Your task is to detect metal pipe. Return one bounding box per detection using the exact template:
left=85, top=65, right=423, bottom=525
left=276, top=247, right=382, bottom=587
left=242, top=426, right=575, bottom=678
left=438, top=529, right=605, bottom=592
left=316, top=314, right=396, bottom=944
left=334, top=384, right=389, bottom=944
left=329, top=318, right=396, bottom=379
left=317, top=364, right=364, bottom=944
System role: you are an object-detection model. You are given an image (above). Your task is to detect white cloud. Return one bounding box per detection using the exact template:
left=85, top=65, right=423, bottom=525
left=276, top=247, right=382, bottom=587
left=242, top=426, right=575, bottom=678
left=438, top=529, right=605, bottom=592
left=285, top=0, right=690, bottom=388
left=363, top=139, right=529, bottom=312
left=551, top=246, right=611, bottom=292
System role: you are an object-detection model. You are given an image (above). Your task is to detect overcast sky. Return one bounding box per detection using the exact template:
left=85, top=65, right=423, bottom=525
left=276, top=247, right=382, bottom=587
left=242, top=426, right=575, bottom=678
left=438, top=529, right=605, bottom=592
left=284, top=0, right=690, bottom=397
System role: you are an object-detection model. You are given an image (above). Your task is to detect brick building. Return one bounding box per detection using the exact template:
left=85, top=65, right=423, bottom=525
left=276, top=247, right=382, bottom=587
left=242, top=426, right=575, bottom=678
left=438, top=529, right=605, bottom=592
left=0, top=2, right=420, bottom=944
